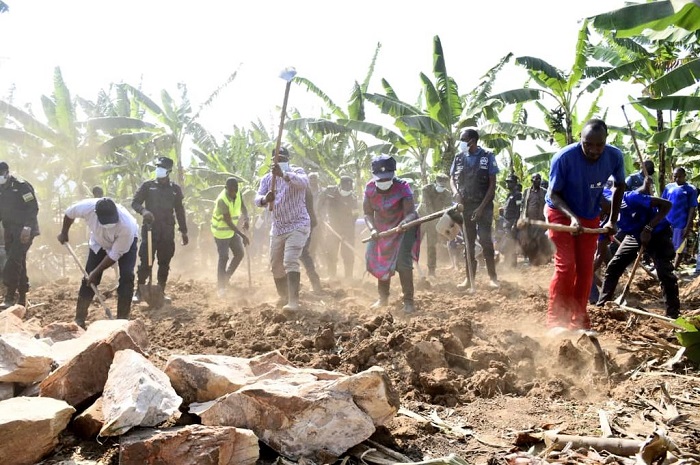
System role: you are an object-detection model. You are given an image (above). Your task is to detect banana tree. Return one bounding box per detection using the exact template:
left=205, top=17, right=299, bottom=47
left=289, top=42, right=401, bottom=190
left=588, top=26, right=700, bottom=189
left=121, top=70, right=238, bottom=190
left=488, top=20, right=604, bottom=148
left=0, top=2, right=8, bottom=13
left=590, top=0, right=700, bottom=38
left=0, top=67, right=155, bottom=202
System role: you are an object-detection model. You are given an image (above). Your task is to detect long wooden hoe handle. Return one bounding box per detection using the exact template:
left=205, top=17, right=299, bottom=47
left=517, top=218, right=608, bottom=235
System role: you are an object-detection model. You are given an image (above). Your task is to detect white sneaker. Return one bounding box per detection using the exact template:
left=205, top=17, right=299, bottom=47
left=217, top=287, right=227, bottom=298
left=489, top=279, right=500, bottom=289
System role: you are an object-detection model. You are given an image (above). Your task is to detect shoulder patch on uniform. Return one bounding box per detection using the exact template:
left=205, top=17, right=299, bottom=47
left=480, top=157, right=489, bottom=169
left=22, top=191, right=35, bottom=202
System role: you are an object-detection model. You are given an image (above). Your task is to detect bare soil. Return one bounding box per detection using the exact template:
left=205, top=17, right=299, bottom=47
left=25, top=261, right=700, bottom=464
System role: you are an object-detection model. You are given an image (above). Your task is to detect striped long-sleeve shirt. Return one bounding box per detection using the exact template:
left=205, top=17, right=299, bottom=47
left=255, top=167, right=310, bottom=236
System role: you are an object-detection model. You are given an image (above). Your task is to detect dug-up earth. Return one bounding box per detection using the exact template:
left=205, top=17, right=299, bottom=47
left=21, top=261, right=700, bottom=464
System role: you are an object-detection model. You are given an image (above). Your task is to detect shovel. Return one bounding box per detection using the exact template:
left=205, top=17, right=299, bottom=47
left=63, top=243, right=113, bottom=319
left=614, top=245, right=645, bottom=306
left=139, top=225, right=164, bottom=309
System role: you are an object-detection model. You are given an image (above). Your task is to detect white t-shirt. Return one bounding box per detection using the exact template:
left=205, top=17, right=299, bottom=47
left=65, top=199, right=139, bottom=261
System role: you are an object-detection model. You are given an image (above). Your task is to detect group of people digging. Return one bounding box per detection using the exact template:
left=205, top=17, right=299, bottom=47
left=0, top=118, right=692, bottom=328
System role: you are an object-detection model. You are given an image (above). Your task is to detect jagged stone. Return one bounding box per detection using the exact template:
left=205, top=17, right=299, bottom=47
left=0, top=396, right=75, bottom=465
left=119, top=425, right=259, bottom=465
left=190, top=354, right=398, bottom=462
left=164, top=351, right=288, bottom=404
left=72, top=397, right=104, bottom=439
left=39, top=322, right=85, bottom=343
left=100, top=349, right=181, bottom=437
left=0, top=383, right=12, bottom=401
left=39, top=319, right=148, bottom=408
left=0, top=333, right=53, bottom=384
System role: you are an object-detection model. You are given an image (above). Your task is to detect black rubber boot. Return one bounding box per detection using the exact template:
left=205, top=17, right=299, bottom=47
left=0, top=289, right=16, bottom=310
left=274, top=276, right=288, bottom=308
left=399, top=269, right=415, bottom=314
left=75, top=297, right=91, bottom=329
left=116, top=296, right=131, bottom=320
left=158, top=282, right=172, bottom=305
left=370, top=279, right=390, bottom=309
left=283, top=272, right=301, bottom=311
left=17, top=291, right=26, bottom=307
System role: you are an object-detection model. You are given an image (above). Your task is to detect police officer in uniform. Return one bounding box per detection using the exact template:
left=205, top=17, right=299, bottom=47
left=450, top=129, right=500, bottom=288
left=211, top=177, right=250, bottom=296
left=318, top=175, right=358, bottom=279
left=418, top=173, right=453, bottom=276
left=0, top=162, right=39, bottom=309
left=131, top=157, right=188, bottom=303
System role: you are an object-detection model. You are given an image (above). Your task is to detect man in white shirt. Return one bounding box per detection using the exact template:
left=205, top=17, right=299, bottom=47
left=57, top=197, right=139, bottom=328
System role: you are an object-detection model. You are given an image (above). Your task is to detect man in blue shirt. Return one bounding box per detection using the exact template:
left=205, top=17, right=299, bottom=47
left=625, top=160, right=655, bottom=191
left=546, top=119, right=626, bottom=330
left=450, top=128, right=499, bottom=289
left=597, top=177, right=679, bottom=318
left=661, top=166, right=697, bottom=254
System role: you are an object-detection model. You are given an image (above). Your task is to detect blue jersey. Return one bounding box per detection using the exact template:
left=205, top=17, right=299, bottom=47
left=616, top=191, right=669, bottom=238
left=661, top=182, right=698, bottom=229
left=546, top=142, right=625, bottom=220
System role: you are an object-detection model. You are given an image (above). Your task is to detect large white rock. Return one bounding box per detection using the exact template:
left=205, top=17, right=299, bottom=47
left=100, top=349, right=182, bottom=437
left=39, top=319, right=148, bottom=407
left=0, top=333, right=54, bottom=384
left=165, top=351, right=290, bottom=404
left=0, top=396, right=75, bottom=465
left=119, top=425, right=259, bottom=465
left=190, top=354, right=399, bottom=462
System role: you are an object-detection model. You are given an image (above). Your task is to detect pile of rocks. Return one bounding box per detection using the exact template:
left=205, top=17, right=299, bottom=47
left=0, top=305, right=399, bottom=465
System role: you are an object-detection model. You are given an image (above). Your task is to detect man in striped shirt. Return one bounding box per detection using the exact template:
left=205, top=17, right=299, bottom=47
left=255, top=147, right=310, bottom=311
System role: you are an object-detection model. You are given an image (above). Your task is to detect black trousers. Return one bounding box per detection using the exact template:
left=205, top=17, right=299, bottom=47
left=300, top=227, right=321, bottom=285
left=597, top=228, right=680, bottom=316
left=462, top=203, right=497, bottom=281
left=215, top=235, right=245, bottom=287
left=2, top=226, right=33, bottom=294
left=137, top=226, right=176, bottom=287
left=78, top=238, right=138, bottom=313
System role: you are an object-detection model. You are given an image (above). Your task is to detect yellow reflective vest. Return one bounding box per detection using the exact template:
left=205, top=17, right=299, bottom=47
left=210, top=189, right=241, bottom=239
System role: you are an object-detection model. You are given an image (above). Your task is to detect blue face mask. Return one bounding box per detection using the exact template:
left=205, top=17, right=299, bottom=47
left=459, top=141, right=469, bottom=153
left=278, top=162, right=290, bottom=172
left=0, top=175, right=7, bottom=185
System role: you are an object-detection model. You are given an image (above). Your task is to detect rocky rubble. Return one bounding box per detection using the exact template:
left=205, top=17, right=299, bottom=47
left=0, top=306, right=400, bottom=464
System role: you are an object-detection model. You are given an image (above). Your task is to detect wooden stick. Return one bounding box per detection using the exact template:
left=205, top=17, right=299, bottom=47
left=622, top=104, right=648, bottom=177
left=269, top=76, right=294, bottom=211
left=615, top=246, right=645, bottom=305
left=517, top=218, right=607, bottom=235
left=63, top=243, right=113, bottom=319
left=544, top=432, right=642, bottom=456
left=361, top=205, right=462, bottom=244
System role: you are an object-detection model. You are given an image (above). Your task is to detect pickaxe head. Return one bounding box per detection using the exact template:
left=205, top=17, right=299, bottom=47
left=279, top=67, right=297, bottom=82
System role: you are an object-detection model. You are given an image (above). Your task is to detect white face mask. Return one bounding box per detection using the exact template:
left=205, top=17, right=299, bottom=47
left=102, top=222, right=117, bottom=230
left=459, top=141, right=469, bottom=153
left=375, top=180, right=393, bottom=191
left=435, top=185, right=447, bottom=193
left=278, top=162, right=290, bottom=172
left=0, top=175, right=7, bottom=185
left=339, top=189, right=353, bottom=197
left=155, top=167, right=168, bottom=179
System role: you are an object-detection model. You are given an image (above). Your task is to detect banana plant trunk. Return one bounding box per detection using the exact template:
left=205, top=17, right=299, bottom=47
left=657, top=109, right=666, bottom=193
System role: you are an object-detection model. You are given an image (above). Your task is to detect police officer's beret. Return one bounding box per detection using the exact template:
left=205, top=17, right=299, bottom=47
left=0, top=161, right=8, bottom=172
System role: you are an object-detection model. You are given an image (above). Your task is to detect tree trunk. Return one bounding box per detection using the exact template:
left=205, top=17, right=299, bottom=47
left=565, top=114, right=574, bottom=145
left=657, top=109, right=666, bottom=193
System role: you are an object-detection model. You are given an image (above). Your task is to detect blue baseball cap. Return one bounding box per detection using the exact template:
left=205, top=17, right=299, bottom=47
left=371, top=155, right=396, bottom=180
